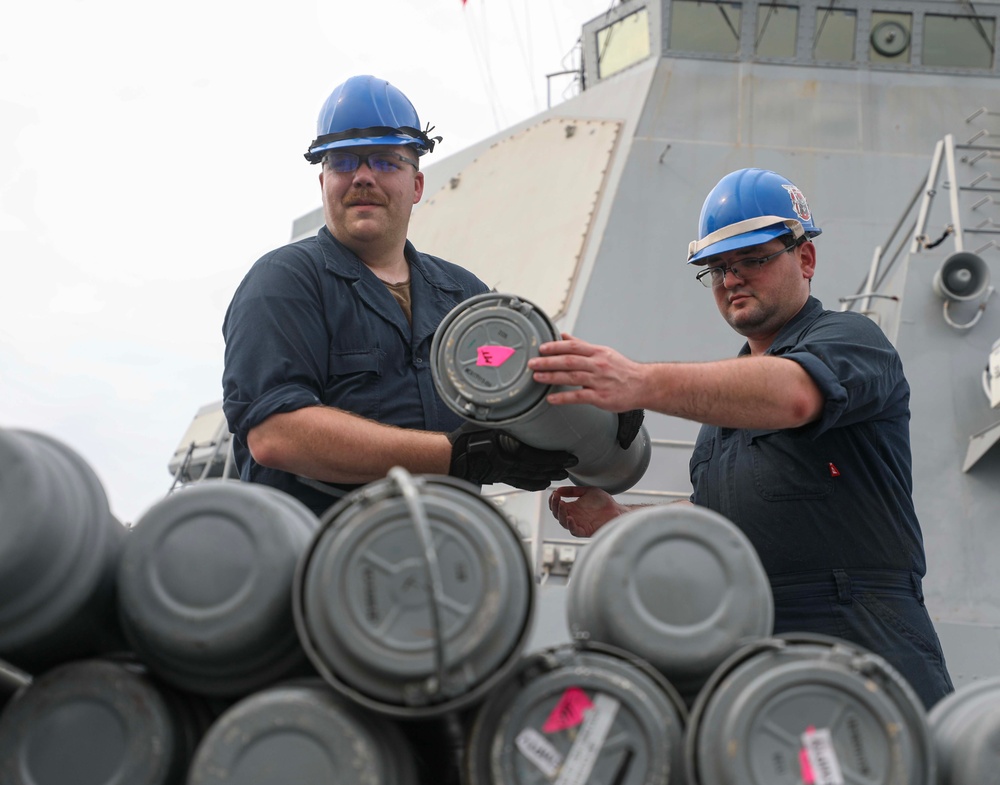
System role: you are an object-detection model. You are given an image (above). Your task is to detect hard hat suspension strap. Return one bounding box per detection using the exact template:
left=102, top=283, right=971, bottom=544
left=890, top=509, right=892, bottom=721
left=305, top=124, right=442, bottom=163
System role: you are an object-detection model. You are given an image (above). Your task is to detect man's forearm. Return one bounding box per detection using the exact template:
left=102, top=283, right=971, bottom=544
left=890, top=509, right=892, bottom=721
left=637, top=355, right=824, bottom=429
left=531, top=336, right=824, bottom=429
left=246, top=406, right=452, bottom=484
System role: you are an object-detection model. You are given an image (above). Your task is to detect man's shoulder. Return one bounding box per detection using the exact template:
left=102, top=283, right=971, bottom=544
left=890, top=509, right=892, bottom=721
left=418, top=250, right=481, bottom=279
left=255, top=234, right=325, bottom=267
left=809, top=305, right=891, bottom=343
left=407, top=244, right=488, bottom=293
left=771, top=299, right=896, bottom=360
left=232, top=236, right=328, bottom=299
left=249, top=235, right=329, bottom=276
left=786, top=297, right=885, bottom=340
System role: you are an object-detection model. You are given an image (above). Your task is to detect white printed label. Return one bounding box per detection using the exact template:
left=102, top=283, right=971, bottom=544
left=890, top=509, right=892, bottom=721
left=801, top=727, right=844, bottom=785
left=553, top=694, right=620, bottom=785
left=516, top=728, right=563, bottom=779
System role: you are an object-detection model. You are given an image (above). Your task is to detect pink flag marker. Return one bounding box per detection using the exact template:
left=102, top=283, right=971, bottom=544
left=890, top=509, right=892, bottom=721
left=477, top=345, right=517, bottom=367
left=542, top=687, right=594, bottom=733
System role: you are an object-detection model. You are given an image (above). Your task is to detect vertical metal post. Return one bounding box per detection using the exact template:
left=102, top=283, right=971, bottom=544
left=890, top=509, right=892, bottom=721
left=860, top=245, right=883, bottom=314
left=911, top=139, right=945, bottom=254
left=944, top=134, right=964, bottom=252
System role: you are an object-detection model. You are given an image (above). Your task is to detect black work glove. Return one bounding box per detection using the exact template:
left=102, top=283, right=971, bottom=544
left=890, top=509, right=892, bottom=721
left=447, top=424, right=578, bottom=492
left=616, top=409, right=645, bottom=449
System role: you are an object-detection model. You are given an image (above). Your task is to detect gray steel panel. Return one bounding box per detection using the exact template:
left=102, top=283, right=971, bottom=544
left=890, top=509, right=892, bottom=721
left=897, top=251, right=1000, bottom=622
left=935, top=621, right=1000, bottom=689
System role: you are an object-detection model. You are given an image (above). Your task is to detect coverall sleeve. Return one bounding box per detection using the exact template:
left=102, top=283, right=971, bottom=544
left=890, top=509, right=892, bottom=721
left=776, top=312, right=907, bottom=438
left=222, top=251, right=330, bottom=444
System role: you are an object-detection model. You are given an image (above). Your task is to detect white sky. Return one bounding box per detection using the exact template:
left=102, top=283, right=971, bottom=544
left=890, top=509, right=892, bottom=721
left=1, top=0, right=617, bottom=524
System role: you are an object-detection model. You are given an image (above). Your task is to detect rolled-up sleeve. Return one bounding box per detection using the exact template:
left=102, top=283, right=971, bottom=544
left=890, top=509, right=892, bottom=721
left=776, top=312, right=905, bottom=438
left=222, top=250, right=328, bottom=442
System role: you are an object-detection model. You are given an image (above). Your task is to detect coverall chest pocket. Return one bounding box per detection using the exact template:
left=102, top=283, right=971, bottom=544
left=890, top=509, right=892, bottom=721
left=688, top=437, right=715, bottom=505
left=326, top=349, right=384, bottom=421
left=746, top=428, right=833, bottom=501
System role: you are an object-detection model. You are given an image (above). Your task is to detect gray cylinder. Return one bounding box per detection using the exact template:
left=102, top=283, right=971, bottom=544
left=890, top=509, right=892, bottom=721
left=685, top=634, right=934, bottom=785
left=0, top=658, right=30, bottom=711
left=430, top=292, right=651, bottom=494
left=293, top=470, right=534, bottom=718
left=464, top=642, right=688, bottom=785
left=117, top=480, right=320, bottom=697
left=567, top=504, right=774, bottom=703
left=0, top=428, right=127, bottom=672
left=187, top=681, right=421, bottom=785
left=0, top=658, right=213, bottom=785
left=927, top=675, right=1000, bottom=785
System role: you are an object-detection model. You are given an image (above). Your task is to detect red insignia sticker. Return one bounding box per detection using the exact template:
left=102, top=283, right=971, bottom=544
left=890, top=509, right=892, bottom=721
left=782, top=183, right=812, bottom=222
left=828, top=463, right=841, bottom=477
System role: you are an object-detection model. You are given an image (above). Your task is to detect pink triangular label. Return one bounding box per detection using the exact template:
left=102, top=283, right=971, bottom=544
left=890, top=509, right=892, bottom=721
left=542, top=687, right=593, bottom=733
left=477, top=345, right=516, bottom=367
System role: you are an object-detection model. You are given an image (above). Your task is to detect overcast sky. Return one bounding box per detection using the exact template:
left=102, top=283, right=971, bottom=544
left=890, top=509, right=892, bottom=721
left=2, top=0, right=617, bottom=524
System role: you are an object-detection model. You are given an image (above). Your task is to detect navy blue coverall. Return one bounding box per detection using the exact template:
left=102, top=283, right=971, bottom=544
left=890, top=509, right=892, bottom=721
left=689, top=296, right=954, bottom=708
left=222, top=225, right=488, bottom=516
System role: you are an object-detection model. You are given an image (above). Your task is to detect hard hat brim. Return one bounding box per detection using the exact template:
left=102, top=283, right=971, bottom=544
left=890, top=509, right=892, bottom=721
left=688, top=221, right=821, bottom=264
left=307, top=135, right=427, bottom=162
left=688, top=225, right=792, bottom=264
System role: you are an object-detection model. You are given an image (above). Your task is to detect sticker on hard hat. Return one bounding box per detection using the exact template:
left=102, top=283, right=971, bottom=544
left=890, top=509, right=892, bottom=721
left=476, top=345, right=517, bottom=367
left=782, top=184, right=812, bottom=222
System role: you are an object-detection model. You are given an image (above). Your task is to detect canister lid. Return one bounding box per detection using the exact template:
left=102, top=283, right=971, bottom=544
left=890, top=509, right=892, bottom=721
left=567, top=504, right=773, bottom=698
left=294, top=474, right=534, bottom=717
left=465, top=643, right=687, bottom=785
left=686, top=635, right=933, bottom=785
left=187, top=682, right=419, bottom=785
left=431, top=292, right=558, bottom=423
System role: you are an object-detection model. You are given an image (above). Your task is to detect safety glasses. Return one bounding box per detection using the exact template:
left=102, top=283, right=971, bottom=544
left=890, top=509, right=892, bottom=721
left=695, top=244, right=796, bottom=288
left=322, top=151, right=418, bottom=174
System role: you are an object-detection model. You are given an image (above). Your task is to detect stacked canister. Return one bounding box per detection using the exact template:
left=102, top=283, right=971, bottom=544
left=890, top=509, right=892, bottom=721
left=2, top=290, right=997, bottom=784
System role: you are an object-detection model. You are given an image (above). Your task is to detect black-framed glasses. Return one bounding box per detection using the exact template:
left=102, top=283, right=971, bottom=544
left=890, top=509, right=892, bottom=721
left=323, top=151, right=418, bottom=174
left=695, top=245, right=795, bottom=288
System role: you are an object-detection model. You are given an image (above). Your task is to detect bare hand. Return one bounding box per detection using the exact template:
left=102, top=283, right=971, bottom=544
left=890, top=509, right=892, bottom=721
left=548, top=486, right=626, bottom=538
left=528, top=333, right=644, bottom=411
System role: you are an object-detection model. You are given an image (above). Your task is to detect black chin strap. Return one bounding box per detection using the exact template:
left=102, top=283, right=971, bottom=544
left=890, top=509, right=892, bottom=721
left=304, top=124, right=442, bottom=163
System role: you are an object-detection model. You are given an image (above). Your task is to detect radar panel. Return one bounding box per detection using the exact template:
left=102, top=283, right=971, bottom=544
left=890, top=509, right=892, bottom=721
left=408, top=118, right=622, bottom=320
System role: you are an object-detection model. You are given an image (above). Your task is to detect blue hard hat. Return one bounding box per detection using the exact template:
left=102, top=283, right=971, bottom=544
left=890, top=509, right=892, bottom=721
left=687, top=168, right=822, bottom=263
left=304, top=75, right=440, bottom=164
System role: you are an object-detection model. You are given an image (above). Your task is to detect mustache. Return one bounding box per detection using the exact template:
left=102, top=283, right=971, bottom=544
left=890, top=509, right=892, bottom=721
left=344, top=189, right=386, bottom=207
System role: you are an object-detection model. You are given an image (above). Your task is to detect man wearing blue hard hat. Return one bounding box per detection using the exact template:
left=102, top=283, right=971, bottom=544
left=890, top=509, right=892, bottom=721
left=222, top=76, right=575, bottom=515
left=529, top=168, right=954, bottom=709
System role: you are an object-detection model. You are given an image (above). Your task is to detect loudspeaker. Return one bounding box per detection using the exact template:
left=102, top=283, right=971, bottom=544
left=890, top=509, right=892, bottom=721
left=933, top=252, right=991, bottom=301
